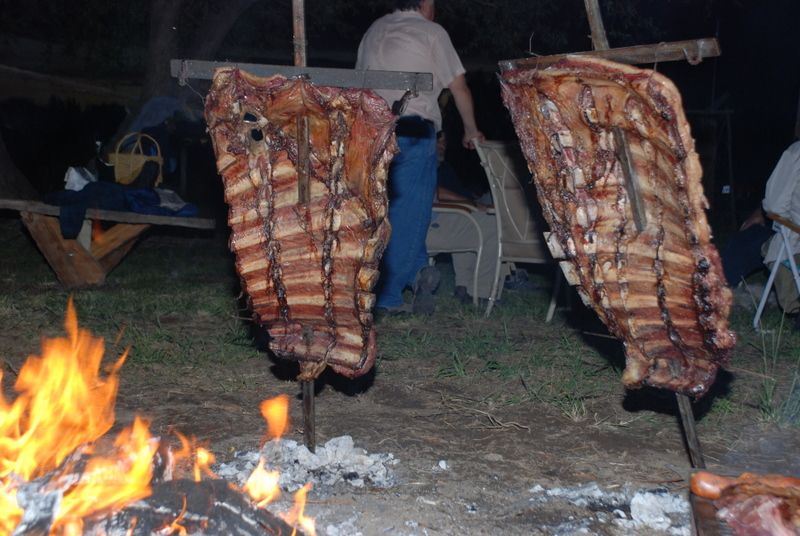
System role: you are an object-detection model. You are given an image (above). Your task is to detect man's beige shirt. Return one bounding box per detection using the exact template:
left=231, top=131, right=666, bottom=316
left=356, top=10, right=465, bottom=131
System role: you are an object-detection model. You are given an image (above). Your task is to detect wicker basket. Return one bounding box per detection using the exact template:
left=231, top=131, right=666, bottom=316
left=108, top=132, right=163, bottom=187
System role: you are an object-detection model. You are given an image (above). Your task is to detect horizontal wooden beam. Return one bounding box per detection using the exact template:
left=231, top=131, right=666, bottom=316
left=499, top=38, right=720, bottom=71
left=171, top=59, right=433, bottom=91
left=0, top=199, right=216, bottom=229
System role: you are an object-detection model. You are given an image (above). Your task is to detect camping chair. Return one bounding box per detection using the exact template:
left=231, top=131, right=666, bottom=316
left=753, top=213, right=800, bottom=329
left=428, top=202, right=484, bottom=306
left=474, top=140, right=557, bottom=319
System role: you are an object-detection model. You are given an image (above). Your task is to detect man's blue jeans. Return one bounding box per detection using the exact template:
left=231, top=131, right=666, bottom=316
left=376, top=128, right=437, bottom=308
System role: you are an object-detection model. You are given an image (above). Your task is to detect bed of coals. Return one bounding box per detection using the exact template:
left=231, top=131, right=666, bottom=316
left=214, top=435, right=691, bottom=535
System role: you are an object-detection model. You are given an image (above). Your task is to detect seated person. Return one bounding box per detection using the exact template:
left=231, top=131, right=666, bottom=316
left=426, top=132, right=508, bottom=304
left=720, top=139, right=800, bottom=316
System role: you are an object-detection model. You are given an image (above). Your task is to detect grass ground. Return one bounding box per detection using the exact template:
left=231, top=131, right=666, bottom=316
left=2, top=218, right=799, bottom=432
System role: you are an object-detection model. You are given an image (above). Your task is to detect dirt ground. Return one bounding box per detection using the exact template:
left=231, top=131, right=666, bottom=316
left=110, top=324, right=799, bottom=535
left=2, top=224, right=800, bottom=535
left=105, top=347, right=800, bottom=535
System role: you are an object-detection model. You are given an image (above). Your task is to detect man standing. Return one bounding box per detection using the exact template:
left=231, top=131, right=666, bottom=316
left=356, top=0, right=484, bottom=316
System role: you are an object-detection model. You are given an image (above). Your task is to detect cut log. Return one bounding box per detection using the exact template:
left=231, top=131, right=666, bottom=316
left=84, top=479, right=301, bottom=536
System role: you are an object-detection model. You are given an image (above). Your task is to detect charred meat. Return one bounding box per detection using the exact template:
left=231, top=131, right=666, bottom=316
left=500, top=56, right=735, bottom=396
left=205, top=69, right=397, bottom=379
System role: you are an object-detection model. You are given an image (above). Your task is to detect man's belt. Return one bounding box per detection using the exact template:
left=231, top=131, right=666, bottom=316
left=395, top=116, right=435, bottom=138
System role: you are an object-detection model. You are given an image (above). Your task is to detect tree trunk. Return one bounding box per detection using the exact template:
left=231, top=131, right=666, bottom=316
left=0, top=134, right=38, bottom=199
left=188, top=0, right=259, bottom=60
left=104, top=0, right=256, bottom=154
left=141, top=0, right=183, bottom=102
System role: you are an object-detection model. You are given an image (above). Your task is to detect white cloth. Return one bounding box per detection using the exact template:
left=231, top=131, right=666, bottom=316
left=762, top=140, right=800, bottom=265
left=155, top=188, right=189, bottom=212
left=355, top=9, right=465, bottom=131
left=63, top=166, right=97, bottom=191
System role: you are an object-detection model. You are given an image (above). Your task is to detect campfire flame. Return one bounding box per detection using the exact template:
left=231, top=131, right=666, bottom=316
left=243, top=458, right=281, bottom=507
left=260, top=394, right=289, bottom=444
left=0, top=300, right=315, bottom=535
left=282, top=483, right=316, bottom=536
left=0, top=298, right=156, bottom=533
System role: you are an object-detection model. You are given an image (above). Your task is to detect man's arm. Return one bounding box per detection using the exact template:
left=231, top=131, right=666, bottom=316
left=739, top=206, right=766, bottom=231
left=448, top=74, right=485, bottom=149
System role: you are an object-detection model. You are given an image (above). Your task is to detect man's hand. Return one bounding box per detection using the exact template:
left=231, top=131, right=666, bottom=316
left=463, top=129, right=485, bottom=150
left=740, top=207, right=766, bottom=231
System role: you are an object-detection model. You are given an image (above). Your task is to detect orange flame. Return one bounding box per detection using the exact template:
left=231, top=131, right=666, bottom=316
left=193, top=447, right=217, bottom=482
left=260, top=395, right=289, bottom=444
left=0, top=298, right=125, bottom=481
left=243, top=458, right=281, bottom=507
left=160, top=495, right=188, bottom=535
left=281, top=483, right=315, bottom=536
left=0, top=299, right=156, bottom=533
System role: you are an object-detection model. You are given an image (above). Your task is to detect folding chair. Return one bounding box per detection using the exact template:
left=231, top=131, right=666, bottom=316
left=753, top=213, right=800, bottom=329
left=474, top=140, right=557, bottom=319
left=427, top=202, right=484, bottom=307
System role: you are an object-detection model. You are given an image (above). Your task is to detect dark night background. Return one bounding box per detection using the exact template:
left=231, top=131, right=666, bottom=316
left=0, top=0, right=797, bottom=234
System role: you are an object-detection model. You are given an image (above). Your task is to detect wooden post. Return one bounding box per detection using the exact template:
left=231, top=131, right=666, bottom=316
left=676, top=390, right=706, bottom=469
left=292, top=0, right=311, bottom=206
left=292, top=0, right=307, bottom=68
left=292, top=0, right=316, bottom=453
left=302, top=380, right=316, bottom=452
left=583, top=0, right=706, bottom=470
left=583, top=0, right=610, bottom=50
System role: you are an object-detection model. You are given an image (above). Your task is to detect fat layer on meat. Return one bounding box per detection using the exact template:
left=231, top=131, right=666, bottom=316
left=500, top=56, right=735, bottom=396
left=205, top=69, right=397, bottom=379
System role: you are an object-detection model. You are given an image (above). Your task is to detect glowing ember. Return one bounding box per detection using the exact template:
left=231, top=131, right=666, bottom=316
left=0, top=300, right=314, bottom=535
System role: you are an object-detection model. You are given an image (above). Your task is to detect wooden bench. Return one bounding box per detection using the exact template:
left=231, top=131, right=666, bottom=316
left=0, top=199, right=216, bottom=288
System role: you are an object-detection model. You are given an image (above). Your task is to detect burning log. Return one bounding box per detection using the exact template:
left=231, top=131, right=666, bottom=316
left=499, top=56, right=735, bottom=396
left=205, top=69, right=397, bottom=381
left=83, top=479, right=300, bottom=535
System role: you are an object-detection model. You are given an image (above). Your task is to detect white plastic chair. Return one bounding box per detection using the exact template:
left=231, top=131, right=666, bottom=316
left=753, top=213, right=800, bottom=329
left=474, top=140, right=557, bottom=319
left=427, top=202, right=484, bottom=307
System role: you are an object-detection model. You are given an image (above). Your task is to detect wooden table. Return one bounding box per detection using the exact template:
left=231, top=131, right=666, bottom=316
left=1, top=199, right=216, bottom=288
